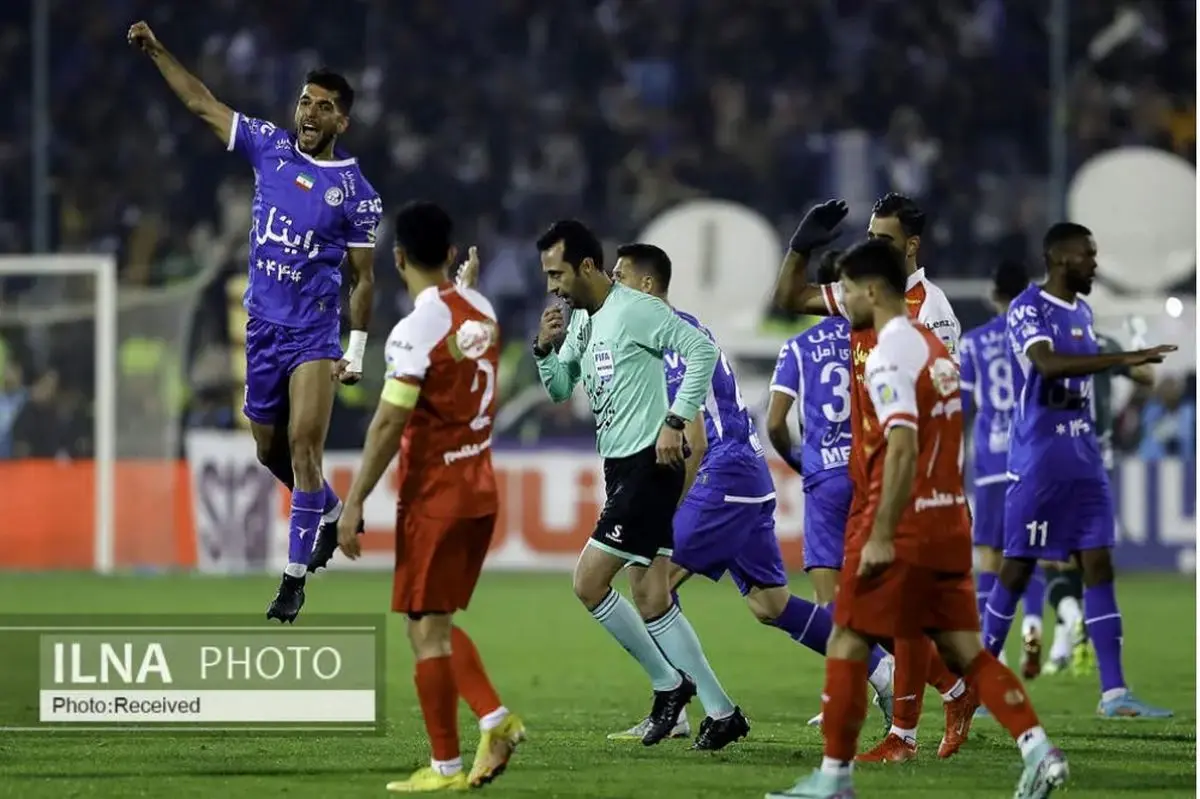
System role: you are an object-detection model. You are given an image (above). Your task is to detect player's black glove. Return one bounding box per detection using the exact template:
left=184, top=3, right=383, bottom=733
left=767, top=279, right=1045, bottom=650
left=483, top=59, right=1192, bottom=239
left=789, top=200, right=849, bottom=256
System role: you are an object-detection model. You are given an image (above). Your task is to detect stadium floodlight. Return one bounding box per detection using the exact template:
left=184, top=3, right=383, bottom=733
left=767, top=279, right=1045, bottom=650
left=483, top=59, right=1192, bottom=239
left=0, top=255, right=117, bottom=574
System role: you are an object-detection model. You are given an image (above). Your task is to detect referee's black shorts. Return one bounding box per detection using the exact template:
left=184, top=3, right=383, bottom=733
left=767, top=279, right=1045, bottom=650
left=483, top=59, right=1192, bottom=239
left=589, top=444, right=684, bottom=565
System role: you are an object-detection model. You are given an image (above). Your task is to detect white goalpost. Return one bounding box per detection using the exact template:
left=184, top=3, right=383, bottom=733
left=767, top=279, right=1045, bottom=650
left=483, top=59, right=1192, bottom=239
left=0, top=255, right=117, bottom=574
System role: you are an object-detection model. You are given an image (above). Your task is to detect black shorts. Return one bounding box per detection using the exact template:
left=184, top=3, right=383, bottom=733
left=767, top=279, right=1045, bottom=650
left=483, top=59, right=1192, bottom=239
left=590, top=445, right=684, bottom=565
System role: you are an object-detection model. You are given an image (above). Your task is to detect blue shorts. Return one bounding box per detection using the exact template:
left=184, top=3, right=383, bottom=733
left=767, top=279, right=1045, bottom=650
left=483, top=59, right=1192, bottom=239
left=672, top=495, right=787, bottom=595
left=243, top=317, right=342, bottom=425
left=1003, top=477, right=1115, bottom=561
left=803, top=474, right=852, bottom=571
left=972, top=480, right=1007, bottom=550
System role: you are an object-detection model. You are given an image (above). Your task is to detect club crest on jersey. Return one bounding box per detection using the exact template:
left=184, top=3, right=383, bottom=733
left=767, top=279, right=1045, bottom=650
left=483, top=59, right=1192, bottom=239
left=593, top=346, right=615, bottom=383
left=449, top=320, right=496, bottom=361
left=324, top=187, right=344, bottom=207
left=875, top=382, right=899, bottom=406
left=928, top=357, right=959, bottom=397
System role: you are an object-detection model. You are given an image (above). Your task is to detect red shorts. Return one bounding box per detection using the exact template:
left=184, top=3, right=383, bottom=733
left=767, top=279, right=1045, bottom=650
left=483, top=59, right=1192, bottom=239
left=392, top=511, right=496, bottom=615
left=835, top=554, right=979, bottom=640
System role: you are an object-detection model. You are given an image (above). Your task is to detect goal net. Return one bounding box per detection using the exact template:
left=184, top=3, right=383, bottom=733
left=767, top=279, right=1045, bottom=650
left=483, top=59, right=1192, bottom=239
left=0, top=255, right=206, bottom=573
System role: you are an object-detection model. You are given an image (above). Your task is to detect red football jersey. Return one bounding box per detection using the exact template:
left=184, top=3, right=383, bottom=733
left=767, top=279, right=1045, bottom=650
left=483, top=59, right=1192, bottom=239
left=383, top=282, right=501, bottom=518
left=858, top=317, right=972, bottom=572
left=820, top=270, right=961, bottom=502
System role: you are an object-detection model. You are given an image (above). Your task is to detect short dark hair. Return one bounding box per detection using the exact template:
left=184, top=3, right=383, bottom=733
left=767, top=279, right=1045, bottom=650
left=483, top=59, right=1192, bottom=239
left=837, top=239, right=907, bottom=297
left=1042, top=222, right=1092, bottom=254
left=536, top=219, right=604, bottom=272
left=393, top=201, right=453, bottom=268
left=872, top=192, right=926, bottom=237
left=993, top=259, right=1030, bottom=301
left=816, top=249, right=842, bottom=285
left=304, top=68, right=355, bottom=114
left=615, top=243, right=672, bottom=290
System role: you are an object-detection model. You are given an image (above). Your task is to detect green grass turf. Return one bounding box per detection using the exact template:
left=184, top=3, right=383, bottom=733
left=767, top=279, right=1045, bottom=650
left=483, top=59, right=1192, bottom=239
left=0, top=571, right=1193, bottom=798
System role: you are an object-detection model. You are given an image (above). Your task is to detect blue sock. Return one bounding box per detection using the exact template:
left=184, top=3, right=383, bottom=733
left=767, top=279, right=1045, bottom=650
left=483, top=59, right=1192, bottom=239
left=670, top=588, right=681, bottom=611
left=590, top=590, right=682, bottom=692
left=1023, top=570, right=1045, bottom=623
left=982, top=583, right=1021, bottom=656
left=287, top=489, right=323, bottom=573
left=647, top=604, right=736, bottom=717
left=1084, top=582, right=1126, bottom=693
left=825, top=600, right=889, bottom=678
left=321, top=481, right=341, bottom=516
left=976, top=572, right=998, bottom=623
left=772, top=596, right=831, bottom=654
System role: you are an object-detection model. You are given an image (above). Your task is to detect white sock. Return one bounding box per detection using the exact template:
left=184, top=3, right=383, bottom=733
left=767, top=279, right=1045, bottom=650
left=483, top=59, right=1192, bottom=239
left=868, top=655, right=894, bottom=695
left=676, top=706, right=688, bottom=725
left=1101, top=687, right=1128, bottom=703
left=941, top=679, right=966, bottom=702
left=1049, top=623, right=1071, bottom=661
left=283, top=562, right=307, bottom=578
left=820, top=756, right=852, bottom=776
left=430, top=757, right=463, bottom=776
left=1056, top=596, right=1083, bottom=630
left=1017, top=726, right=1048, bottom=759
left=888, top=725, right=917, bottom=745
left=479, top=706, right=509, bottom=731
left=1021, top=615, right=1043, bottom=637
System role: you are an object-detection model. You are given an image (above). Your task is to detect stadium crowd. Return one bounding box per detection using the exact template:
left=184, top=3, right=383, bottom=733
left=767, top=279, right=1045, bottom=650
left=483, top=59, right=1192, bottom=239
left=0, top=0, right=1193, bottom=457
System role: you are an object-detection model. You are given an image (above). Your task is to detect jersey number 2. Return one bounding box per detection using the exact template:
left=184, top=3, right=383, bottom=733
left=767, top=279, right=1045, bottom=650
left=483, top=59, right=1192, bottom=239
left=469, top=361, right=495, bottom=432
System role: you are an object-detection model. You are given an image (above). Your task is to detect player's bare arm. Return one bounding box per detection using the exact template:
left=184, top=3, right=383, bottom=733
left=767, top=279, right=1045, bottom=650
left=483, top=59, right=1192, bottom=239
left=337, top=388, right=415, bottom=559
left=765, top=391, right=800, bottom=470
left=772, top=200, right=849, bottom=315
left=335, top=247, right=375, bottom=384
left=1126, top=363, right=1155, bottom=386
left=127, top=21, right=234, bottom=145
left=1024, top=341, right=1177, bottom=381
left=677, top=413, right=707, bottom=503
left=860, top=426, right=917, bottom=578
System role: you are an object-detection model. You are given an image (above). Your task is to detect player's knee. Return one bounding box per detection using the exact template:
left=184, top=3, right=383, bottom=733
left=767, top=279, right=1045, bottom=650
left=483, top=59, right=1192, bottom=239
left=745, top=587, right=787, bottom=624
left=1078, top=549, right=1114, bottom=586
left=998, top=558, right=1035, bottom=591
left=975, top=546, right=1003, bottom=574
left=571, top=568, right=609, bottom=610
left=628, top=581, right=670, bottom=620
left=406, top=614, right=453, bottom=658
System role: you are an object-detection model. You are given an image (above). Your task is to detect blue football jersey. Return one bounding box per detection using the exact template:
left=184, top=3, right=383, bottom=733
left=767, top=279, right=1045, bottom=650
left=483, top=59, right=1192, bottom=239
left=769, top=317, right=852, bottom=486
left=1007, top=285, right=1105, bottom=483
left=959, top=315, right=1016, bottom=482
left=229, top=113, right=382, bottom=328
left=666, top=309, right=774, bottom=500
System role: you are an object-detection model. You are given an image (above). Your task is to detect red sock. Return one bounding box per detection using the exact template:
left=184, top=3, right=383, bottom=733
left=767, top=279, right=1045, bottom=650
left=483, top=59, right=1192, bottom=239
left=823, top=658, right=870, bottom=762
left=966, top=651, right=1041, bottom=740
left=926, top=644, right=961, bottom=696
left=450, top=626, right=503, bottom=719
left=414, top=656, right=460, bottom=762
left=891, top=637, right=930, bottom=730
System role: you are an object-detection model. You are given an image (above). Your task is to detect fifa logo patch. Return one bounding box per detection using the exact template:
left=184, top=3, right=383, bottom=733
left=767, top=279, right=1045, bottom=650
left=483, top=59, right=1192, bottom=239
left=593, top=347, right=615, bottom=383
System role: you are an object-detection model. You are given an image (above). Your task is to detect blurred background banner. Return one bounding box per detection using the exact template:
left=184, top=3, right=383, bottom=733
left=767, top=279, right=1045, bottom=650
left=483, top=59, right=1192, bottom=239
left=0, top=0, right=1194, bottom=574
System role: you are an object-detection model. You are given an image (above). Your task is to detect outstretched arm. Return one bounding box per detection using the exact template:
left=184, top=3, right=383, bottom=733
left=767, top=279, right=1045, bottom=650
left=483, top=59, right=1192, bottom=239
left=128, top=21, right=234, bottom=145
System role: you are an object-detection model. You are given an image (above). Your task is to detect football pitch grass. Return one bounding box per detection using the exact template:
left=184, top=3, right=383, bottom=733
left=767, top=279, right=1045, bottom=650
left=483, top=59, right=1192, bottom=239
left=0, top=571, right=1193, bottom=798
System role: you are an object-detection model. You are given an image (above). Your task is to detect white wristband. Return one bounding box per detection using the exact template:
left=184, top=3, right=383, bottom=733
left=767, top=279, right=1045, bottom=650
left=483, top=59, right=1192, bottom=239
left=346, top=330, right=368, bottom=372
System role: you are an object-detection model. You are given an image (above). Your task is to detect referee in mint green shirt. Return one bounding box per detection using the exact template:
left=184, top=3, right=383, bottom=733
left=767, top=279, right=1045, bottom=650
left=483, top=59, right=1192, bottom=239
left=533, top=220, right=745, bottom=748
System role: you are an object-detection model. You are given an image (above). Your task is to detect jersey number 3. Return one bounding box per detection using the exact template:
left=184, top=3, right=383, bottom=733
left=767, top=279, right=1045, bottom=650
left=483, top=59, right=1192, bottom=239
left=469, top=360, right=496, bottom=432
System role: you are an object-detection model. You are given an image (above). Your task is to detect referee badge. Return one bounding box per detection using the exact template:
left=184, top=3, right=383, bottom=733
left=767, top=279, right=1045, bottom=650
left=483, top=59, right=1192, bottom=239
left=594, top=346, right=615, bottom=383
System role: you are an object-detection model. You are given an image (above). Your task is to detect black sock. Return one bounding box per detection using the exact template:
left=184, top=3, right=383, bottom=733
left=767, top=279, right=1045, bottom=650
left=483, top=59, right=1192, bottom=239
left=1045, top=569, right=1072, bottom=615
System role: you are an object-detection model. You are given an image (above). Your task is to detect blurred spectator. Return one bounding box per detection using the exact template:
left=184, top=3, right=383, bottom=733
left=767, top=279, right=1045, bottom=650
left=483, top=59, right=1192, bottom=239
left=1137, top=375, right=1196, bottom=461
left=0, top=0, right=1193, bottom=455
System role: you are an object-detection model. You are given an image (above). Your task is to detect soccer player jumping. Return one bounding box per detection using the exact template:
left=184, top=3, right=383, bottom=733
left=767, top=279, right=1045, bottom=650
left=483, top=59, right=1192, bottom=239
left=533, top=221, right=744, bottom=747
left=129, top=22, right=381, bottom=622
left=768, top=239, right=1068, bottom=799
left=337, top=202, right=524, bottom=792
left=979, top=222, right=1174, bottom=718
